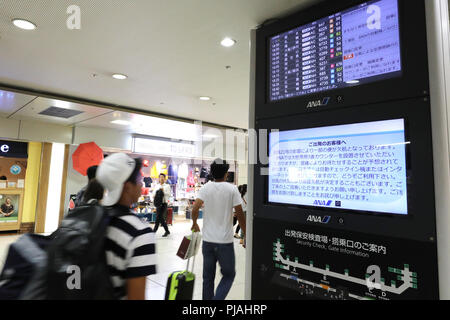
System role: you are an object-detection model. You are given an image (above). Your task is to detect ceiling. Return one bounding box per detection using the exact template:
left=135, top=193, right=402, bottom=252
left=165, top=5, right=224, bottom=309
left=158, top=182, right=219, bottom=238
left=0, top=0, right=318, bottom=129
left=0, top=88, right=236, bottom=143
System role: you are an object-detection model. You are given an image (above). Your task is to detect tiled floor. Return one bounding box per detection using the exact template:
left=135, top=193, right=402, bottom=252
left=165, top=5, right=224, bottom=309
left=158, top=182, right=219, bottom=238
left=147, top=218, right=247, bottom=300
left=0, top=218, right=247, bottom=301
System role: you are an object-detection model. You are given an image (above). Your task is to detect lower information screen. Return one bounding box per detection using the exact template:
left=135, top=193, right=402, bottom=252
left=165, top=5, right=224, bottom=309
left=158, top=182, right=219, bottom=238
left=268, top=119, right=408, bottom=215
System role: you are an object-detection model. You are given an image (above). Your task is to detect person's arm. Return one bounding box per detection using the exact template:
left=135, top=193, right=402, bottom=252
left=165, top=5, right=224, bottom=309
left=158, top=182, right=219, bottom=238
left=234, top=204, right=246, bottom=238
left=191, top=199, right=203, bottom=232
left=232, top=187, right=245, bottom=242
left=127, top=277, right=147, bottom=300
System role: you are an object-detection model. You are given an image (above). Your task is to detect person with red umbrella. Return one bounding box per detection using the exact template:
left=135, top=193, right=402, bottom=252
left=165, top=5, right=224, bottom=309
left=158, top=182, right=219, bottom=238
left=74, top=165, right=99, bottom=208
left=72, top=142, right=104, bottom=176
left=71, top=142, right=105, bottom=208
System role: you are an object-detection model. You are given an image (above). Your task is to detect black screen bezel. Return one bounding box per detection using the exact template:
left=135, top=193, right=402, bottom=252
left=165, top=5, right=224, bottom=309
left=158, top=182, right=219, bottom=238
left=254, top=97, right=436, bottom=242
left=255, top=0, right=429, bottom=121
left=267, top=0, right=403, bottom=103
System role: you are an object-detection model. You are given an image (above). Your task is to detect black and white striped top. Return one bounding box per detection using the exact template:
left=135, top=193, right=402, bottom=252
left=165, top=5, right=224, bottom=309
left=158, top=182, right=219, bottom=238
left=105, top=206, right=157, bottom=300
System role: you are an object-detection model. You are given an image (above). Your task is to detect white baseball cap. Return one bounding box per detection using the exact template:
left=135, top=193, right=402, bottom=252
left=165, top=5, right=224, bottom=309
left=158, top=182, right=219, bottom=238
left=96, top=153, right=136, bottom=207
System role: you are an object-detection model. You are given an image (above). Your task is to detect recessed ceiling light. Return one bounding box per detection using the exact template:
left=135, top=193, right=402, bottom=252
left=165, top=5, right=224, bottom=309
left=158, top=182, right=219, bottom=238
left=112, top=74, right=128, bottom=80
left=199, top=96, right=211, bottom=101
left=346, top=80, right=360, bottom=84
left=12, top=19, right=37, bottom=30
left=111, top=120, right=130, bottom=126
left=221, top=37, right=236, bottom=47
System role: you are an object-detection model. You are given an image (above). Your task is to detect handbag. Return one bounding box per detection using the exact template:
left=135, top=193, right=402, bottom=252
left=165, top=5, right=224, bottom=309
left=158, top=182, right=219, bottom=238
left=177, top=232, right=202, bottom=260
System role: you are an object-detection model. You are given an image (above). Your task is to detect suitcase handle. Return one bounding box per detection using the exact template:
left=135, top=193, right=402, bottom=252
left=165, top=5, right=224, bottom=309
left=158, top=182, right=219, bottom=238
left=186, top=231, right=199, bottom=273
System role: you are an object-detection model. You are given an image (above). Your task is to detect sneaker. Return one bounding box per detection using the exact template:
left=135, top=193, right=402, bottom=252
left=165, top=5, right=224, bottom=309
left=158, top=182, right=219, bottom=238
left=234, top=234, right=240, bottom=239
left=162, top=231, right=170, bottom=237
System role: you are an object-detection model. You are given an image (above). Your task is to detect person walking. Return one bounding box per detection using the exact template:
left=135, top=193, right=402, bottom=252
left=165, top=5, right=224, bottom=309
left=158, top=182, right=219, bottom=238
left=96, top=153, right=157, bottom=300
left=239, top=184, right=247, bottom=244
left=153, top=173, right=171, bottom=237
left=74, top=165, right=98, bottom=207
left=191, top=158, right=246, bottom=300
left=233, top=185, right=243, bottom=239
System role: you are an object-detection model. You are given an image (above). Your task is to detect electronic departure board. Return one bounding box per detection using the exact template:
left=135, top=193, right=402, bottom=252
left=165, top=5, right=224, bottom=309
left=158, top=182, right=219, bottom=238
left=270, top=0, right=401, bottom=102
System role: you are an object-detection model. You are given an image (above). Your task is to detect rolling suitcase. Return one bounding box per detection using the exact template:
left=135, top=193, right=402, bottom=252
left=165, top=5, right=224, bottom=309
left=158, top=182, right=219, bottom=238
left=165, top=254, right=196, bottom=300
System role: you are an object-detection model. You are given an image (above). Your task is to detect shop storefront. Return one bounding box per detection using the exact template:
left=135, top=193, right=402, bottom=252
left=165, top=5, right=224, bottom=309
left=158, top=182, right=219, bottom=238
left=64, top=136, right=240, bottom=228
left=118, top=135, right=240, bottom=226
left=0, top=140, right=42, bottom=233
left=63, top=120, right=246, bottom=229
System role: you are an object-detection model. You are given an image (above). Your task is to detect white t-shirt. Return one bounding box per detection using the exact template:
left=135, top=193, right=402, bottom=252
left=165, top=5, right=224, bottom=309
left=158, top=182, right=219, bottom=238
left=197, top=182, right=242, bottom=244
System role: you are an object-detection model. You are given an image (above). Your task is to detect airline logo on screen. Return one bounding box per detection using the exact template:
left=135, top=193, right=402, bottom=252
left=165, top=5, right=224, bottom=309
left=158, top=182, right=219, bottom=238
left=314, top=200, right=333, bottom=207
left=307, top=215, right=331, bottom=224
left=306, top=97, right=330, bottom=109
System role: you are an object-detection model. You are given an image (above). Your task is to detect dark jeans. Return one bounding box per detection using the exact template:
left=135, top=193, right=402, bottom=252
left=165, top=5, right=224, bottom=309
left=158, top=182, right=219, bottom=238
left=202, top=241, right=235, bottom=300
left=154, top=204, right=169, bottom=233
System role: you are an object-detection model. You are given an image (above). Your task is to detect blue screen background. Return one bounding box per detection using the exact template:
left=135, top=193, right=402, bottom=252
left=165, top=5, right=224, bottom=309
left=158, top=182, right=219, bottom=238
left=268, top=119, right=408, bottom=215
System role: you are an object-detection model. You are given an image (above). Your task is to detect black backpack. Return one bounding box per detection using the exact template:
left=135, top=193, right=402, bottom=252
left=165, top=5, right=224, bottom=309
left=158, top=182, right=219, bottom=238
left=154, top=189, right=165, bottom=208
left=0, top=234, right=53, bottom=300
left=22, top=204, right=122, bottom=300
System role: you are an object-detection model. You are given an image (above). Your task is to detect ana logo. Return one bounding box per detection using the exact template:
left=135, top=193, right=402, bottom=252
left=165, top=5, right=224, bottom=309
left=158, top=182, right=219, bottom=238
left=307, top=215, right=331, bottom=224
left=314, top=200, right=333, bottom=207
left=306, top=97, right=330, bottom=109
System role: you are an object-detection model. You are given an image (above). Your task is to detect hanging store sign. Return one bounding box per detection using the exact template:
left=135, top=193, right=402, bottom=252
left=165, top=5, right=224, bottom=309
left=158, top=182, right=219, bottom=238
left=0, top=141, right=28, bottom=159
left=133, top=137, right=199, bottom=158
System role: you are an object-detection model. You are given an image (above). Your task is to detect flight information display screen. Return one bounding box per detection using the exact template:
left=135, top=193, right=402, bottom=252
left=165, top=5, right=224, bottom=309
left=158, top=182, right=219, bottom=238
left=270, top=0, right=401, bottom=102
left=268, top=119, right=408, bottom=215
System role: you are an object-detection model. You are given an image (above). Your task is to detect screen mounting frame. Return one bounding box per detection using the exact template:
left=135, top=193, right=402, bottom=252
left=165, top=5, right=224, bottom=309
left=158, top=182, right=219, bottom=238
left=254, top=97, right=436, bottom=242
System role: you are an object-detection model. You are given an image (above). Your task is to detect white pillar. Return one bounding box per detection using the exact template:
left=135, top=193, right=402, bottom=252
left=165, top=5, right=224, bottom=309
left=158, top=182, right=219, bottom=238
left=425, top=0, right=450, bottom=300
left=44, top=143, right=66, bottom=234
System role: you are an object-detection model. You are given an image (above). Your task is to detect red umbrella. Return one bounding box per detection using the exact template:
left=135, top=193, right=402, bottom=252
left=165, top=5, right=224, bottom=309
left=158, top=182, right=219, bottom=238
left=72, top=142, right=104, bottom=176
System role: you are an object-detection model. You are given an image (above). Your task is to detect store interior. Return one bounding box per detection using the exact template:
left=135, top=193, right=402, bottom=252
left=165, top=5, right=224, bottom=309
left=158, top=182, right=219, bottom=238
left=124, top=153, right=239, bottom=225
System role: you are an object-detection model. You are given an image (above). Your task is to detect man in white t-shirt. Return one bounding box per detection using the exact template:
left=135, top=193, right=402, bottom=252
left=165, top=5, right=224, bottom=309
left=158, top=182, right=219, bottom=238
left=191, top=158, right=246, bottom=300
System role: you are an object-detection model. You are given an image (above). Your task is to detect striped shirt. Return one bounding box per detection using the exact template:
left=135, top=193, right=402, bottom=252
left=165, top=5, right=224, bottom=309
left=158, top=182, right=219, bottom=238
left=105, top=205, right=157, bottom=299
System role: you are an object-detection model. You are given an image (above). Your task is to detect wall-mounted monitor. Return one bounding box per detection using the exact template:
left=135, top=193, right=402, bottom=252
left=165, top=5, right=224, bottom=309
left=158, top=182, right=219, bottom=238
left=268, top=119, right=408, bottom=215
left=269, top=0, right=401, bottom=102
left=255, top=0, right=429, bottom=119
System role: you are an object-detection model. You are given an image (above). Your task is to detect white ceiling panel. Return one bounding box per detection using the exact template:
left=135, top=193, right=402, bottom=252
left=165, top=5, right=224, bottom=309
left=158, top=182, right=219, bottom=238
left=77, top=110, right=202, bottom=141
left=10, top=97, right=112, bottom=125
left=0, top=90, right=36, bottom=117
left=0, top=0, right=319, bottom=129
